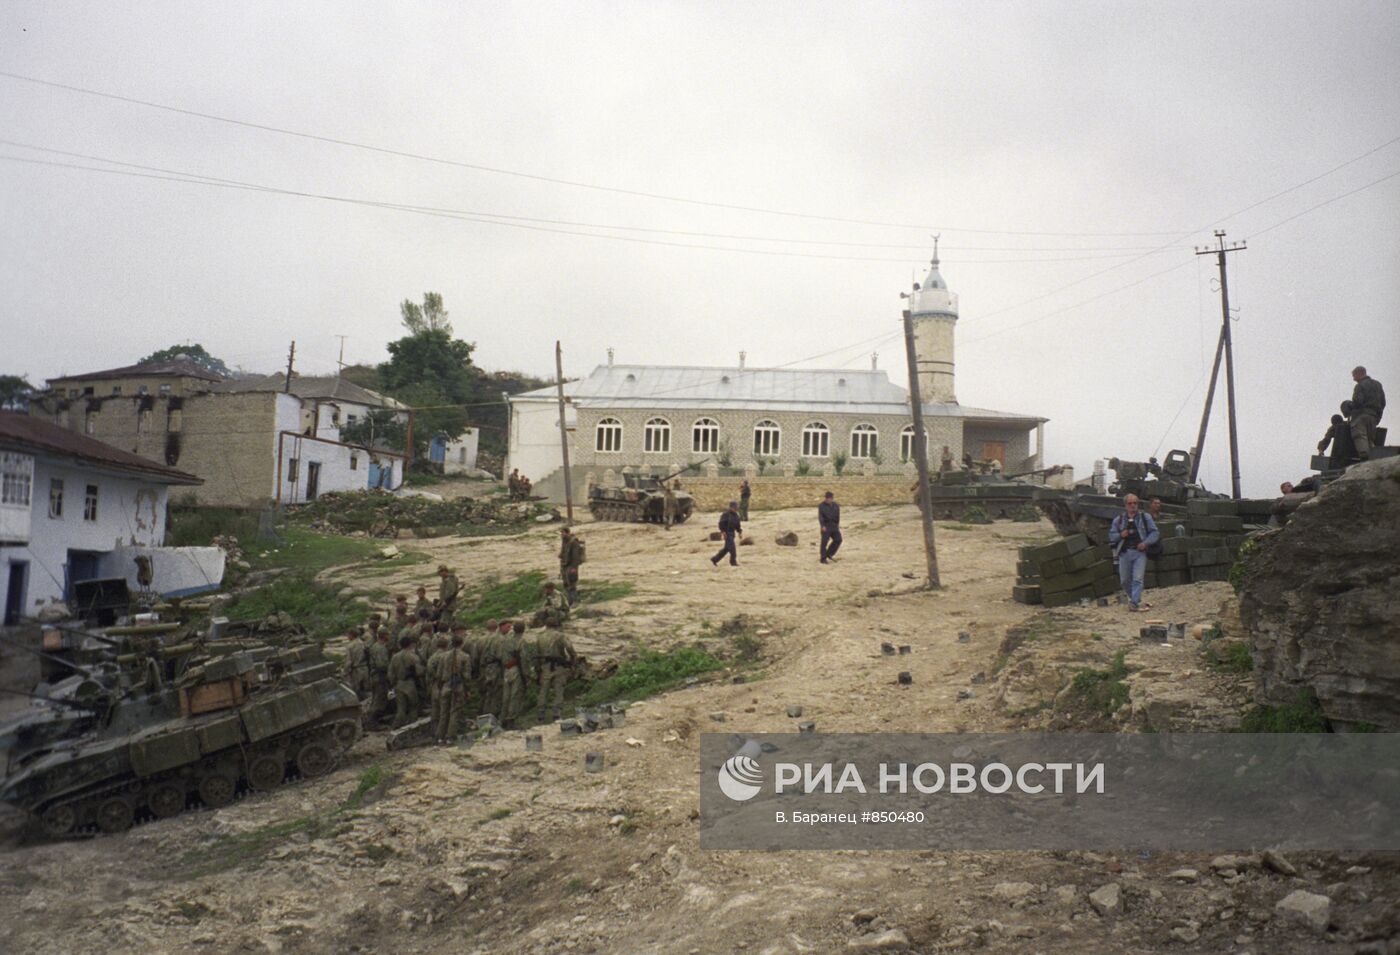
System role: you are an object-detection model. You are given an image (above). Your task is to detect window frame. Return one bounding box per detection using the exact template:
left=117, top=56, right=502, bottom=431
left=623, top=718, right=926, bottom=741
left=801, top=421, right=830, bottom=458
left=753, top=420, right=781, bottom=457
left=643, top=417, right=672, bottom=454
left=850, top=423, right=879, bottom=460
left=595, top=417, right=623, bottom=454
left=48, top=478, right=64, bottom=519
left=83, top=484, right=99, bottom=522
left=692, top=417, right=720, bottom=454
left=0, top=454, right=32, bottom=507
left=900, top=425, right=926, bottom=462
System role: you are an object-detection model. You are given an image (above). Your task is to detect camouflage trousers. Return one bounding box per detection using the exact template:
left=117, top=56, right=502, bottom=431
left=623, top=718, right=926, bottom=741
left=438, top=686, right=469, bottom=740
left=371, top=675, right=390, bottom=721
left=347, top=669, right=369, bottom=701
left=393, top=680, right=420, bottom=728
left=430, top=684, right=445, bottom=731
left=538, top=663, right=570, bottom=718
left=480, top=663, right=503, bottom=717
left=499, top=665, right=526, bottom=723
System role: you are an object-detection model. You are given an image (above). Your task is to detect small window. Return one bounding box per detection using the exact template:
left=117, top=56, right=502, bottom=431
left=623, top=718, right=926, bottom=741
left=168, top=408, right=183, bottom=432
left=83, top=484, right=98, bottom=521
left=137, top=384, right=149, bottom=396
left=900, top=425, right=926, bottom=462
left=48, top=478, right=64, bottom=518
left=753, top=420, right=781, bottom=457
left=350, top=453, right=359, bottom=471
left=644, top=417, right=671, bottom=454
left=458, top=447, right=467, bottom=464
left=68, top=388, right=80, bottom=398
left=82, top=387, right=94, bottom=396
left=850, top=424, right=878, bottom=459
left=346, top=413, right=357, bottom=426
left=84, top=412, right=97, bottom=435
left=158, top=383, right=171, bottom=396
left=595, top=418, right=623, bottom=453
left=111, top=386, right=122, bottom=396
left=801, top=421, right=830, bottom=458
left=692, top=418, right=720, bottom=454
left=287, top=457, right=299, bottom=482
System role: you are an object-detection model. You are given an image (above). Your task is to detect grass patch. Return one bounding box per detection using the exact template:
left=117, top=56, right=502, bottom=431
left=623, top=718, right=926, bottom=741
left=580, top=580, right=635, bottom=605
left=576, top=645, right=725, bottom=707
left=247, top=527, right=386, bottom=574
left=348, top=550, right=435, bottom=576
left=1065, top=650, right=1130, bottom=718
left=1206, top=640, right=1254, bottom=675
left=486, top=808, right=512, bottom=822
left=1228, top=537, right=1261, bottom=594
left=224, top=574, right=365, bottom=640
left=563, top=876, right=586, bottom=894
left=457, top=571, right=548, bottom=627
left=1239, top=693, right=1330, bottom=733
left=178, top=815, right=337, bottom=877
left=403, top=470, right=443, bottom=487
left=166, top=505, right=264, bottom=547
left=341, top=765, right=391, bottom=810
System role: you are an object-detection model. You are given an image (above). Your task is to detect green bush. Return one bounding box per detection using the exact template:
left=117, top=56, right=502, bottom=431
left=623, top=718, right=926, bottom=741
left=167, top=506, right=262, bottom=547
left=1228, top=537, right=1261, bottom=594
left=224, top=574, right=365, bottom=640
left=832, top=451, right=849, bottom=476
left=1239, top=693, right=1330, bottom=733
left=1067, top=650, right=1130, bottom=717
left=795, top=459, right=812, bottom=476
left=577, top=645, right=724, bottom=706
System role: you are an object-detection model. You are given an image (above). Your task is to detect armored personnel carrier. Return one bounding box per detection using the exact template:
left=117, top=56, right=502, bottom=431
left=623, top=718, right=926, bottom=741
left=916, top=468, right=1040, bottom=521
left=0, top=638, right=361, bottom=837
left=588, top=472, right=696, bottom=524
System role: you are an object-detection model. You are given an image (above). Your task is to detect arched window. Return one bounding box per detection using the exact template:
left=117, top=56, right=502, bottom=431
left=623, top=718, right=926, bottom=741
left=595, top=417, right=623, bottom=453
left=900, top=425, right=926, bottom=462
left=850, top=424, right=878, bottom=459
left=801, top=421, right=830, bottom=458
left=692, top=417, right=720, bottom=454
left=753, top=420, right=781, bottom=457
left=644, top=417, right=671, bottom=453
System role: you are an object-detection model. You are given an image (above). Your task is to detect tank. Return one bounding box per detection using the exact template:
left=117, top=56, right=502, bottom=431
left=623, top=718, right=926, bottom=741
left=588, top=473, right=696, bottom=524
left=1034, top=449, right=1222, bottom=545
left=916, top=468, right=1040, bottom=521
left=0, top=636, right=361, bottom=837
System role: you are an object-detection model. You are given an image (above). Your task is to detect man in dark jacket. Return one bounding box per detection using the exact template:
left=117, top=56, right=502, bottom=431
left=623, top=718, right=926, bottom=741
left=1318, top=412, right=1358, bottom=469
left=818, top=491, right=842, bottom=564
left=1349, top=366, right=1386, bottom=460
left=711, top=501, right=741, bottom=567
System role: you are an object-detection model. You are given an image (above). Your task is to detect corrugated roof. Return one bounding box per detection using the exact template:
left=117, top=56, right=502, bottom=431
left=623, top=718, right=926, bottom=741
left=512, top=364, right=1045, bottom=424
left=0, top=413, right=202, bottom=485
left=48, top=357, right=227, bottom=384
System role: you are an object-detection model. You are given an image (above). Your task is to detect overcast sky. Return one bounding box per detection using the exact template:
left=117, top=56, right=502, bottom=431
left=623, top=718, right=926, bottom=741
left=2, top=1, right=1397, bottom=496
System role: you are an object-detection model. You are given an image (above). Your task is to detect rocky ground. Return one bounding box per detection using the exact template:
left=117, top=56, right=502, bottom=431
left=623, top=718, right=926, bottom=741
left=3, top=504, right=1396, bottom=954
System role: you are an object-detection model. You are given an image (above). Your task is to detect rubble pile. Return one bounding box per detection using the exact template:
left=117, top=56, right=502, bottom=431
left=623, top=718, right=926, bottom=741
left=1239, top=457, right=1400, bottom=730
left=288, top=490, right=557, bottom=538
left=211, top=534, right=250, bottom=572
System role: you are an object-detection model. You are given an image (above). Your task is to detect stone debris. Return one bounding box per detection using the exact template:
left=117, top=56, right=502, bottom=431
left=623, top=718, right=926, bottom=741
left=991, top=882, right=1036, bottom=902
left=1273, top=889, right=1331, bottom=934
left=787, top=705, right=803, bottom=718
left=1088, top=883, right=1121, bottom=917
left=897, top=645, right=911, bottom=655
left=845, top=928, right=910, bottom=952
left=1261, top=849, right=1297, bottom=877
left=708, top=712, right=726, bottom=723
left=775, top=531, right=799, bottom=546
left=956, top=689, right=976, bottom=701
left=797, top=721, right=816, bottom=733
left=897, top=672, right=912, bottom=685
left=957, top=631, right=972, bottom=643
left=525, top=734, right=543, bottom=752
left=584, top=752, right=604, bottom=773
left=624, top=737, right=643, bottom=747
left=880, top=642, right=896, bottom=655
left=1167, top=869, right=1199, bottom=882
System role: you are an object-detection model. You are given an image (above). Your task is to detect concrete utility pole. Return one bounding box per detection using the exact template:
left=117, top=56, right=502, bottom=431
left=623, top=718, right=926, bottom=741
left=1190, top=231, right=1246, bottom=498
left=902, top=308, right=941, bottom=589
left=283, top=341, right=296, bottom=393
left=555, top=341, right=574, bottom=525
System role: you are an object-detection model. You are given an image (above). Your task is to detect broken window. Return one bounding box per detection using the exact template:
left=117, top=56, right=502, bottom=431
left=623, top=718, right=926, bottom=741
left=84, top=484, right=98, bottom=521
left=48, top=479, right=63, bottom=518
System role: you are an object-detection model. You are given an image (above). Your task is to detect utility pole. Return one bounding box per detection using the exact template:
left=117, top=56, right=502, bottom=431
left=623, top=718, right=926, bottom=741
left=1191, top=231, right=1246, bottom=497
left=283, top=341, right=296, bottom=393
left=335, top=335, right=348, bottom=372
left=404, top=411, right=415, bottom=467
left=555, top=341, right=575, bottom=525
left=901, top=307, right=941, bottom=589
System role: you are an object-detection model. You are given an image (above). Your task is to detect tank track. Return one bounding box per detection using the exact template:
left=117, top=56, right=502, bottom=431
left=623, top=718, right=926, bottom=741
left=587, top=502, right=693, bottom=524
left=31, top=713, right=362, bottom=838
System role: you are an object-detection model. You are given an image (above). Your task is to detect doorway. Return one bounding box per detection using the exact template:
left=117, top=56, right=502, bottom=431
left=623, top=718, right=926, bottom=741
left=4, top=561, right=27, bottom=625
left=306, top=462, right=321, bottom=502
left=981, top=441, right=1006, bottom=467
left=67, top=549, right=102, bottom=600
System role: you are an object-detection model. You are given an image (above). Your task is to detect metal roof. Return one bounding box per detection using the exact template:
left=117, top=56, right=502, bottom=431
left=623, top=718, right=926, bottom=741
left=215, top=374, right=405, bottom=409
left=511, top=365, right=1045, bottom=424
left=47, top=357, right=227, bottom=384
left=0, top=413, right=202, bottom=485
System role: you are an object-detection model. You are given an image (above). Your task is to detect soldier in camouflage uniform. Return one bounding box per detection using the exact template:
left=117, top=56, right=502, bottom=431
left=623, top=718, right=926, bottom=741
left=531, top=580, right=570, bottom=627
left=413, top=585, right=431, bottom=619
left=498, top=621, right=529, bottom=728
left=477, top=620, right=505, bottom=717
left=437, top=632, right=473, bottom=742
left=425, top=635, right=450, bottom=730
left=535, top=617, right=577, bottom=722
left=437, top=564, right=462, bottom=623
left=367, top=628, right=393, bottom=725
left=387, top=636, right=424, bottom=728
left=342, top=628, right=370, bottom=701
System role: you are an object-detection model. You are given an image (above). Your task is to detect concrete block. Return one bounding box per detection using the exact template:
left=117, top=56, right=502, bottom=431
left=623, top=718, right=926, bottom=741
left=1012, top=584, right=1042, bottom=604
left=1156, top=570, right=1192, bottom=587
left=797, top=721, right=816, bottom=733
left=1043, top=584, right=1096, bottom=607
left=958, top=630, right=972, bottom=643
left=898, top=645, right=911, bottom=655
left=585, top=752, right=604, bottom=773
left=1092, top=574, right=1119, bottom=598
left=897, top=671, right=912, bottom=685
left=559, top=719, right=582, bottom=735
left=525, top=734, right=543, bottom=752
left=880, top=642, right=896, bottom=655
left=1155, top=553, right=1189, bottom=571
left=1187, top=499, right=1239, bottom=517
left=1193, top=515, right=1244, bottom=532
left=787, top=705, right=803, bottom=718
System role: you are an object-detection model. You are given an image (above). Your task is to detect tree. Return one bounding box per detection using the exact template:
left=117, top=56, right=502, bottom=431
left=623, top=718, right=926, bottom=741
left=0, top=374, right=34, bottom=410
left=339, top=408, right=408, bottom=451
left=399, top=292, right=452, bottom=336
left=139, top=343, right=230, bottom=377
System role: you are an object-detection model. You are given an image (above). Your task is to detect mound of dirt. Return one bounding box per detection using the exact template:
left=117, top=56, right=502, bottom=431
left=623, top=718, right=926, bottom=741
left=289, top=489, right=556, bottom=538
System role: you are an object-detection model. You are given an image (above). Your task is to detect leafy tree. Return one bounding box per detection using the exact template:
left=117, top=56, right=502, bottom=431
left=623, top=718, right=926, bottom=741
left=139, top=343, right=230, bottom=377
left=339, top=408, right=407, bottom=451
left=399, top=292, right=452, bottom=336
left=0, top=374, right=34, bottom=410
left=338, top=363, right=381, bottom=392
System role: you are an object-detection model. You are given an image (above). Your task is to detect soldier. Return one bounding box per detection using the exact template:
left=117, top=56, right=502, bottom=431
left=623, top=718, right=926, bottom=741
left=535, top=617, right=577, bottom=722
left=387, top=636, right=424, bottom=728
left=939, top=445, right=954, bottom=473
left=662, top=481, right=678, bottom=530
left=389, top=603, right=412, bottom=641
left=425, top=635, right=450, bottom=732
left=738, top=479, right=751, bottom=521
left=1318, top=412, right=1358, bottom=469
left=415, top=621, right=436, bottom=675
left=710, top=501, right=741, bottom=567
left=498, top=621, right=529, bottom=728
left=367, top=628, right=393, bottom=725
left=508, top=468, right=521, bottom=499
left=342, top=628, right=370, bottom=701
left=559, top=527, right=585, bottom=606
left=532, top=580, right=570, bottom=627
left=438, top=564, right=462, bottom=617
left=413, top=585, right=431, bottom=619
left=478, top=620, right=505, bottom=717
left=437, top=631, right=473, bottom=742
left=1349, top=366, right=1387, bottom=460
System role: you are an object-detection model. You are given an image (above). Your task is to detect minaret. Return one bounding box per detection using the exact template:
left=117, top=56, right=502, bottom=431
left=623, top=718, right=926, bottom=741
left=908, top=237, right=958, bottom=403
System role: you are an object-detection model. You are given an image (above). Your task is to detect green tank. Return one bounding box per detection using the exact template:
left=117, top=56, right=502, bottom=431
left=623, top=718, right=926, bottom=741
left=588, top=472, right=696, bottom=524
left=0, top=638, right=361, bottom=837
left=915, top=469, right=1040, bottom=520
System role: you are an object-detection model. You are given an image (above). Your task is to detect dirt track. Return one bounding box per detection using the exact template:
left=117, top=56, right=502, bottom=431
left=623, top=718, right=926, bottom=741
left=3, top=505, right=1393, bottom=954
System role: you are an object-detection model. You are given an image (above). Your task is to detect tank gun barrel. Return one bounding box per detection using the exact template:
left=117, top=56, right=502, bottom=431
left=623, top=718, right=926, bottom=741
left=660, top=459, right=710, bottom=483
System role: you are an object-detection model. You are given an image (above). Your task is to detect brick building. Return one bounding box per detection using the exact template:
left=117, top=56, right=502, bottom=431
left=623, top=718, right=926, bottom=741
left=507, top=255, right=1047, bottom=498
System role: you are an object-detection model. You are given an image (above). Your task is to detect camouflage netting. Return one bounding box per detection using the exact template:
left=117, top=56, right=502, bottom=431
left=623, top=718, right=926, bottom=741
left=288, top=490, right=557, bottom=538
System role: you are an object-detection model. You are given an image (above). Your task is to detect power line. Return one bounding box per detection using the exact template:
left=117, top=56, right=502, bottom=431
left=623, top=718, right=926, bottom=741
left=0, top=69, right=1195, bottom=238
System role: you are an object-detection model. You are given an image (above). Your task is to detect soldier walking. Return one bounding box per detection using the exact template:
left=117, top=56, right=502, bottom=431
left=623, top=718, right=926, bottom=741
left=535, top=617, right=577, bottom=722
left=437, top=564, right=462, bottom=621
left=559, top=527, right=585, bottom=606
left=818, top=491, right=842, bottom=564
left=710, top=501, right=742, bottom=567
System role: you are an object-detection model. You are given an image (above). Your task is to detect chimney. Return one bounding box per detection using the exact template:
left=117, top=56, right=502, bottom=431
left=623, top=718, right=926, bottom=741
left=871, top=351, right=878, bottom=370
left=739, top=351, right=746, bottom=370
left=607, top=347, right=614, bottom=367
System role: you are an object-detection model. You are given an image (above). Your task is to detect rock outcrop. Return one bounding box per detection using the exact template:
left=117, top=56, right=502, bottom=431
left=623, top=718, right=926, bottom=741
left=1238, top=457, right=1400, bottom=729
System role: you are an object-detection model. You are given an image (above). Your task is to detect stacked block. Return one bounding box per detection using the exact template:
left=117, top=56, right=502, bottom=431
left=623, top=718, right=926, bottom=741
left=1013, top=534, right=1116, bottom=607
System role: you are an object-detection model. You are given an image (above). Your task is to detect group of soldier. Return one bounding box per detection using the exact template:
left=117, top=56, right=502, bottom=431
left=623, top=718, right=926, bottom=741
left=507, top=468, right=533, bottom=501
left=342, top=539, right=583, bottom=743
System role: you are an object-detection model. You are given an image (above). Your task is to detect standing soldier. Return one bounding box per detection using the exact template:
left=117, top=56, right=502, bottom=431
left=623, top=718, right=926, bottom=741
left=389, top=603, right=412, bottom=642
left=738, top=480, right=751, bottom=521
left=438, top=564, right=462, bottom=620
left=387, top=636, right=424, bottom=728
left=535, top=617, right=577, bottom=722
left=508, top=468, right=520, bottom=500
left=710, top=501, right=742, bottom=568
left=818, top=491, right=842, bottom=564
left=342, top=628, right=370, bottom=701
left=1349, top=366, right=1387, bottom=460
left=662, top=481, right=678, bottom=531
left=478, top=621, right=505, bottom=717
left=425, top=635, right=449, bottom=731
left=558, top=527, right=585, bottom=606
left=939, top=445, right=954, bottom=473
left=413, top=585, right=431, bottom=619
left=498, top=621, right=529, bottom=729
left=367, top=627, right=393, bottom=726
left=437, top=631, right=473, bottom=743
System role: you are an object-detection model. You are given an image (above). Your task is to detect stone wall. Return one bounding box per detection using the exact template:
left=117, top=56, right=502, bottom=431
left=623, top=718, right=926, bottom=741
left=673, top=474, right=916, bottom=511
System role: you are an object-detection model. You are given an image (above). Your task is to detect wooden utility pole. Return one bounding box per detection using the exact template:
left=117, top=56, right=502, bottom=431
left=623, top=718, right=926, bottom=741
left=335, top=335, right=348, bottom=371
left=902, top=308, right=941, bottom=589
left=283, top=341, right=296, bottom=393
left=1191, top=231, right=1246, bottom=497
left=555, top=341, right=574, bottom=525
left=404, top=410, right=415, bottom=467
